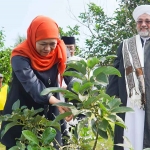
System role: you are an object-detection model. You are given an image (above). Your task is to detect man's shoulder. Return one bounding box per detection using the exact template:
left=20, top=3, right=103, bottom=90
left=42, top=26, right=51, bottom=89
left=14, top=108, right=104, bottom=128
left=124, top=35, right=137, bottom=42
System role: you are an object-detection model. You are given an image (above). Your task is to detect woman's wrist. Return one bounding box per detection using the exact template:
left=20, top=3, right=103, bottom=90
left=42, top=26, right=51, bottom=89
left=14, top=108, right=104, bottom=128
left=49, top=96, right=60, bottom=105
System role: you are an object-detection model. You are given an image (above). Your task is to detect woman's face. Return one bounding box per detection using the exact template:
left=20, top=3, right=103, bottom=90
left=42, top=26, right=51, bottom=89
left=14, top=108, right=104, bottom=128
left=36, top=38, right=57, bottom=56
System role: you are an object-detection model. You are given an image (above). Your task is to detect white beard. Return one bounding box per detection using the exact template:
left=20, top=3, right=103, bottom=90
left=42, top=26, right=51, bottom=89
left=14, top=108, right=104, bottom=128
left=138, top=30, right=150, bottom=37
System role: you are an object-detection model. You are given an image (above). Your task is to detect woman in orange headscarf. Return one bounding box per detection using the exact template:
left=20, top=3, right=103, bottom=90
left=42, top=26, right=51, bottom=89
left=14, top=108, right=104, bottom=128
left=1, top=16, right=72, bottom=149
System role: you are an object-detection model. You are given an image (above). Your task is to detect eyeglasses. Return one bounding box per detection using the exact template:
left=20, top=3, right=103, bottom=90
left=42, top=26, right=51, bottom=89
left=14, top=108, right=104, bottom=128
left=137, top=20, right=150, bottom=25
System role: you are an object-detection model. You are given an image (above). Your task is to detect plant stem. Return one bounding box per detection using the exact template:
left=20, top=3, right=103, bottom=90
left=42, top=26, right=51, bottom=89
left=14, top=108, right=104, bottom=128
left=54, top=138, right=61, bottom=149
left=92, top=127, right=99, bottom=150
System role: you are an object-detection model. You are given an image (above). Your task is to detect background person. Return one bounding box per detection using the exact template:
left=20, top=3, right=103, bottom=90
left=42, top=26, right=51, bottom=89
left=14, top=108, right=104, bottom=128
left=59, top=36, right=76, bottom=100
left=61, top=36, right=76, bottom=57
left=61, top=36, right=86, bottom=128
left=106, top=5, right=150, bottom=150
left=0, top=73, right=9, bottom=115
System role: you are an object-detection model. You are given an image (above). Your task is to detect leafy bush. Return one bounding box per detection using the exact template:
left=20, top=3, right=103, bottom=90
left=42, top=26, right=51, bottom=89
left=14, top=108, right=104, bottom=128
left=0, top=57, right=133, bottom=150
left=41, top=57, right=134, bottom=149
left=0, top=28, right=12, bottom=84
left=0, top=100, right=71, bottom=150
left=0, top=48, right=12, bottom=84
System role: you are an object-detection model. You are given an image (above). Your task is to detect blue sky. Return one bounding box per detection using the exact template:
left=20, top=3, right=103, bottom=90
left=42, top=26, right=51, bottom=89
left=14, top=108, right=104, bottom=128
left=0, top=0, right=118, bottom=47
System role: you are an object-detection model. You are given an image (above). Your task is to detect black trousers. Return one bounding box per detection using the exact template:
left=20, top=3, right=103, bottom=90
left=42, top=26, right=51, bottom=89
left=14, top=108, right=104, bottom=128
left=0, top=110, right=3, bottom=115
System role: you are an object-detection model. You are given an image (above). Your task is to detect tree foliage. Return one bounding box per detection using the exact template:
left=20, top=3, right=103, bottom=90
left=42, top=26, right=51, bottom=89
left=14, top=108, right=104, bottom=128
left=0, top=29, right=12, bottom=84
left=0, top=48, right=12, bottom=84
left=61, top=1, right=150, bottom=64
left=0, top=28, right=5, bottom=48
left=1, top=1, right=150, bottom=78
left=59, top=25, right=81, bottom=55
left=0, top=33, right=26, bottom=84
left=14, top=34, right=26, bottom=47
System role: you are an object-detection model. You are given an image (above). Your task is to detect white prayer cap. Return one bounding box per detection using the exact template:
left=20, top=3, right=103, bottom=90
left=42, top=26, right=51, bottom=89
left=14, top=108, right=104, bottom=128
left=133, top=5, right=150, bottom=21
left=0, top=74, right=3, bottom=78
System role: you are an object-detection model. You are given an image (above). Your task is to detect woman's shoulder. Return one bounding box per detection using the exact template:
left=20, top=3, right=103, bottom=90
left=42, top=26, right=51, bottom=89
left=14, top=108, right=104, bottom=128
left=12, top=55, right=30, bottom=62
left=11, top=56, right=31, bottom=70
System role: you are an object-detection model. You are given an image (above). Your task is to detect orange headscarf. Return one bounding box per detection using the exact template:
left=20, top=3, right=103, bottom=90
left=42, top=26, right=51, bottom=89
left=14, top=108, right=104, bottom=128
left=11, top=16, right=67, bottom=75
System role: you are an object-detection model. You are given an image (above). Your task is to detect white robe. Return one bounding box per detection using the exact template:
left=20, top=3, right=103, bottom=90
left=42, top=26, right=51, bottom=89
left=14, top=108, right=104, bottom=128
left=123, top=35, right=147, bottom=150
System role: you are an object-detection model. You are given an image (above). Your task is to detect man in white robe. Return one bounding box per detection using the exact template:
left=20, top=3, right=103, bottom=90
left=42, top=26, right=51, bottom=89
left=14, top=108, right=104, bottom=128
left=106, top=5, right=150, bottom=150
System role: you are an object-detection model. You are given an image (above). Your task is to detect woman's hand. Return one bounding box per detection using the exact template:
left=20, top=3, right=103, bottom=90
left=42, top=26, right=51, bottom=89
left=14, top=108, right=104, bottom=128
left=49, top=96, right=73, bottom=122
left=57, top=106, right=73, bottom=122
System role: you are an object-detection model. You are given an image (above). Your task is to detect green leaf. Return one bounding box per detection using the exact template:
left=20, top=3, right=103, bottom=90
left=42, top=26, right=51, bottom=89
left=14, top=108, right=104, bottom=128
left=53, top=102, right=76, bottom=108
left=83, top=97, right=99, bottom=108
left=63, top=71, right=86, bottom=80
left=95, top=73, right=108, bottom=85
left=84, top=112, right=92, bottom=117
left=78, top=82, right=93, bottom=93
left=41, top=87, right=80, bottom=101
left=64, top=91, right=80, bottom=101
left=93, top=66, right=121, bottom=77
left=33, top=115, right=42, bottom=123
left=73, top=81, right=81, bottom=93
left=98, top=128, right=108, bottom=139
left=115, top=121, right=126, bottom=128
left=41, top=147, right=53, bottom=150
left=107, top=98, right=122, bottom=110
left=71, top=108, right=82, bottom=117
left=72, top=134, right=78, bottom=144
left=53, top=112, right=72, bottom=122
left=41, top=87, right=66, bottom=95
left=116, top=136, right=134, bottom=149
left=66, top=61, right=87, bottom=75
left=83, top=92, right=110, bottom=108
left=78, top=93, right=88, bottom=101
left=20, top=105, right=27, bottom=109
left=27, top=145, right=38, bottom=150
left=116, top=115, right=125, bottom=124
left=12, top=99, right=20, bottom=110
left=73, top=125, right=79, bottom=141
left=22, top=130, right=39, bottom=145
left=47, top=121, right=61, bottom=131
left=1, top=122, right=19, bottom=138
left=99, top=103, right=108, bottom=112
left=42, top=127, right=57, bottom=144
left=24, top=108, right=44, bottom=117
left=98, top=93, right=111, bottom=101
left=106, top=55, right=117, bottom=59
left=104, top=114, right=116, bottom=122
left=39, top=118, right=61, bottom=131
left=87, top=57, right=99, bottom=69
left=9, top=146, right=19, bottom=150
left=98, top=119, right=108, bottom=131
left=107, top=123, right=114, bottom=140
left=111, top=107, right=134, bottom=113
